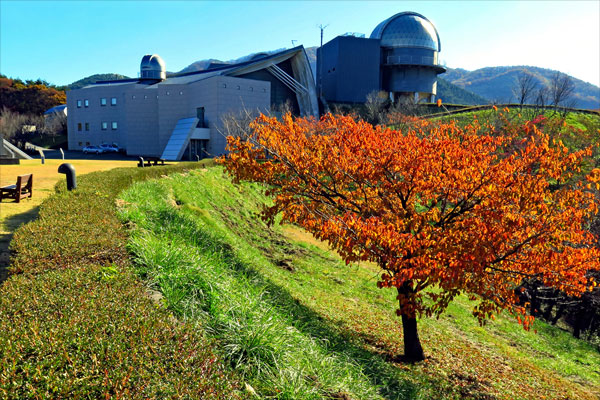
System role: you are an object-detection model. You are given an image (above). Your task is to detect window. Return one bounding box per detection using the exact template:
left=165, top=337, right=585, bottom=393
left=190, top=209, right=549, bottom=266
left=85, top=122, right=89, bottom=131
left=101, top=122, right=108, bottom=130
left=77, top=123, right=82, bottom=131
left=111, top=121, right=118, bottom=130
left=84, top=99, right=89, bottom=108
left=196, top=107, right=205, bottom=128
left=101, top=98, right=107, bottom=106
left=111, top=97, right=117, bottom=106
left=77, top=100, right=82, bottom=108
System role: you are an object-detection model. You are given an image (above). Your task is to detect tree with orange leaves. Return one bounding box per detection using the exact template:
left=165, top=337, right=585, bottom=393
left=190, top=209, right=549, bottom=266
left=221, top=112, right=600, bottom=361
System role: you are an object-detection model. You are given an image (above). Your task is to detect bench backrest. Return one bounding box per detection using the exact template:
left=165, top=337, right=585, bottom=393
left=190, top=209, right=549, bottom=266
left=17, top=174, right=32, bottom=192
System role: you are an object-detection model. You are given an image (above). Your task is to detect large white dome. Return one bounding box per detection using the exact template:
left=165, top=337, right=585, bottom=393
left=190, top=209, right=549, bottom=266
left=370, top=12, right=441, bottom=52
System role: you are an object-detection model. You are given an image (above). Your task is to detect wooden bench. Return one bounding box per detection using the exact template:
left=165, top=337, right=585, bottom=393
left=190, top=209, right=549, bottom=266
left=0, top=174, right=33, bottom=203
left=147, top=157, right=165, bottom=166
left=141, top=157, right=165, bottom=166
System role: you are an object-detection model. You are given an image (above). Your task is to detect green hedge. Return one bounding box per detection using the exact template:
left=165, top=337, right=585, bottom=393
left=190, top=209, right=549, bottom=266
left=0, top=161, right=242, bottom=399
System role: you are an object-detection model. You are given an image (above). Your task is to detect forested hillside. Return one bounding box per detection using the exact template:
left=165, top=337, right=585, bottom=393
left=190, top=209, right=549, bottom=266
left=67, top=73, right=130, bottom=90
left=436, top=77, right=489, bottom=105
left=0, top=75, right=66, bottom=115
left=444, top=66, right=600, bottom=109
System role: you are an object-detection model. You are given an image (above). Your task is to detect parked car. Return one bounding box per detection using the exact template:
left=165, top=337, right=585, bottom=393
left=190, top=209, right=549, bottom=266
left=82, top=145, right=104, bottom=154
left=100, top=143, right=120, bottom=153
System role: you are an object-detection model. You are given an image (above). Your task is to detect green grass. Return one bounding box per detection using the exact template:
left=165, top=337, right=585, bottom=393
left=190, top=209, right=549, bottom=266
left=1, top=161, right=242, bottom=399
left=118, top=167, right=600, bottom=400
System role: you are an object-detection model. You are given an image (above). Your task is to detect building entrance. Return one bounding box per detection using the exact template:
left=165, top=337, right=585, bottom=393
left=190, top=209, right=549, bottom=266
left=188, top=139, right=208, bottom=160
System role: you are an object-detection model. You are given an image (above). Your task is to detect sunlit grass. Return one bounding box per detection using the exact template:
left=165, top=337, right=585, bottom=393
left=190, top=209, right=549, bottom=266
left=0, top=159, right=137, bottom=234
left=119, top=167, right=600, bottom=400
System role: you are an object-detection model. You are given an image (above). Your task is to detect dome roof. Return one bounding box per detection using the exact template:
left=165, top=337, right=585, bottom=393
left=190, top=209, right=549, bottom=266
left=140, top=54, right=166, bottom=80
left=370, top=12, right=441, bottom=51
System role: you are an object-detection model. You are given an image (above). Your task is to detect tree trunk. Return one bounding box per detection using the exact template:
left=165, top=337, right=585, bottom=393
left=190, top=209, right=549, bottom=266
left=551, top=303, right=565, bottom=325
left=401, top=313, right=425, bottom=361
left=398, top=283, right=425, bottom=362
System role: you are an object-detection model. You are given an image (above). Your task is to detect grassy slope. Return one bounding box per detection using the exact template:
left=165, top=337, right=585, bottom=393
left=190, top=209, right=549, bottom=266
left=1, top=162, right=242, bottom=399
left=119, top=167, right=600, bottom=400
left=0, top=159, right=138, bottom=281
left=437, top=109, right=600, bottom=172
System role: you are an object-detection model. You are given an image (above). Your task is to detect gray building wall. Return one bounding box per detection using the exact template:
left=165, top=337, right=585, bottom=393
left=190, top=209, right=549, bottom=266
left=382, top=46, right=440, bottom=98
left=189, top=75, right=270, bottom=157
left=318, top=36, right=381, bottom=103
left=67, top=75, right=270, bottom=158
left=236, top=69, right=299, bottom=114
left=156, top=84, right=190, bottom=157
left=67, top=84, right=137, bottom=150
left=383, top=67, right=438, bottom=95
left=123, top=87, right=160, bottom=156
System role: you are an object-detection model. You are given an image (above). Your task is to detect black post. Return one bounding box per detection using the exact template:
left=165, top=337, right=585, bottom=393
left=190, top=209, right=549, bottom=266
left=138, top=157, right=144, bottom=168
left=58, top=163, right=76, bottom=191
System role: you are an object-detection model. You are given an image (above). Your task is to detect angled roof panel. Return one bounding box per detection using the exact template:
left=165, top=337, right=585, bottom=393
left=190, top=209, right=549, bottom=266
left=161, top=117, right=198, bottom=160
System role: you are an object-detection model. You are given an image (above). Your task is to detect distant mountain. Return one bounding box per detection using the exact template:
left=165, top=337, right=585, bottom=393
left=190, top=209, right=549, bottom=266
left=68, top=74, right=130, bottom=90
left=443, top=66, right=600, bottom=110
left=436, top=77, right=489, bottom=105
left=179, top=49, right=289, bottom=74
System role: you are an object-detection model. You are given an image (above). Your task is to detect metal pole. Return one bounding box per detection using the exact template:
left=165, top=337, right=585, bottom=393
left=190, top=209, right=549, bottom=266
left=318, top=24, right=328, bottom=101
left=59, top=148, right=64, bottom=160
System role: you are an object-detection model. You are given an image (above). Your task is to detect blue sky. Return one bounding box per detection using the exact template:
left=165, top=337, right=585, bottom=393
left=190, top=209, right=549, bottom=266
left=1, top=1, right=599, bottom=87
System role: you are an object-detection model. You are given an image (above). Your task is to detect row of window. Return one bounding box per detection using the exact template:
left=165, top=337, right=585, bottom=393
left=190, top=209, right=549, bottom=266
left=77, top=121, right=118, bottom=131
left=220, top=83, right=267, bottom=92
left=76, top=97, right=117, bottom=108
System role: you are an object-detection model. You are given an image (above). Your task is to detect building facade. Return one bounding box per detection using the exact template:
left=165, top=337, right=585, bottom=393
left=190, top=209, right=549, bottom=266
left=67, top=47, right=318, bottom=159
left=318, top=12, right=446, bottom=104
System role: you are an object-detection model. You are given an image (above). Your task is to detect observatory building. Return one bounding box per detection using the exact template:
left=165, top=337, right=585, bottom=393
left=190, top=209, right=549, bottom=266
left=317, top=11, right=446, bottom=104
left=66, top=47, right=317, bottom=160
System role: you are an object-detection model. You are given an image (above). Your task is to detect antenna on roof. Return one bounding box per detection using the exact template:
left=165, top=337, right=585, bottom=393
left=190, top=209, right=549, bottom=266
left=291, top=40, right=297, bottom=46
left=318, top=24, right=329, bottom=100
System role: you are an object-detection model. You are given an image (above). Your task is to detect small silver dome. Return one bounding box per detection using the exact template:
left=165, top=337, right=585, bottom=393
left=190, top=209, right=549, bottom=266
left=371, top=12, right=441, bottom=52
left=140, top=54, right=166, bottom=80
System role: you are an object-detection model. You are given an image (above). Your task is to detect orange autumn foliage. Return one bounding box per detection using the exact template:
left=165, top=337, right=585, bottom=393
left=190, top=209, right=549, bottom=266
left=221, top=113, right=600, bottom=330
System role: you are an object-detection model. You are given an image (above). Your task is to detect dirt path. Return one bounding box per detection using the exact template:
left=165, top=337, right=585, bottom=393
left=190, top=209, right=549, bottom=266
left=0, top=159, right=137, bottom=282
